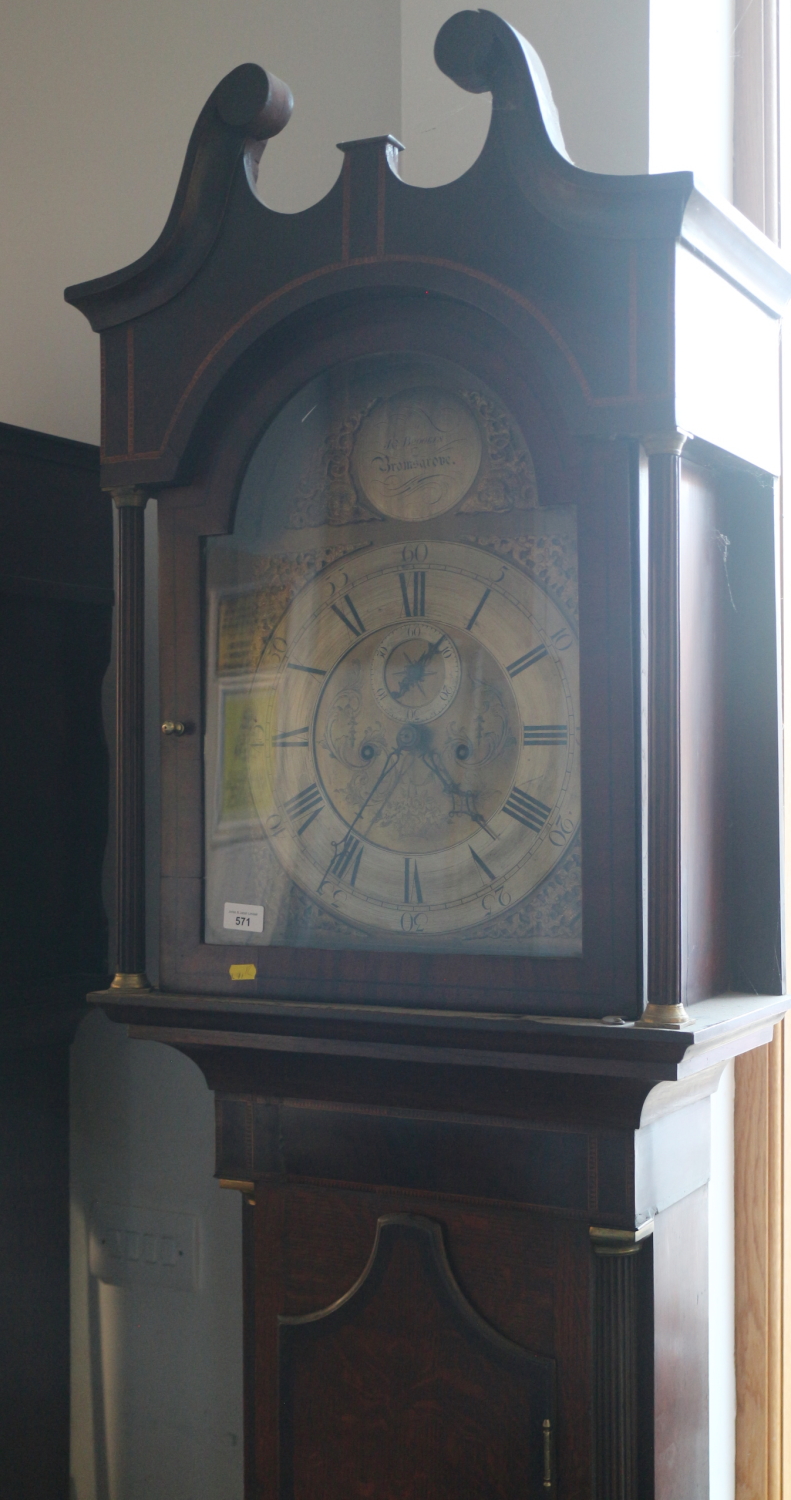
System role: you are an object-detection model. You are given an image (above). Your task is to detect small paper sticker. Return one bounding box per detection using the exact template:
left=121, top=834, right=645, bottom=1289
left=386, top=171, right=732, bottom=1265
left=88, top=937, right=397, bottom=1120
left=223, top=902, right=264, bottom=933
left=229, top=964, right=257, bottom=981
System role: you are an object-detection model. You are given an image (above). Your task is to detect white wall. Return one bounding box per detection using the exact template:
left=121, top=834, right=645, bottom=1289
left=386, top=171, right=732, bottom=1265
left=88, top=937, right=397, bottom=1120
left=649, top=0, right=735, bottom=198
left=70, top=1012, right=244, bottom=1500
left=0, top=0, right=402, bottom=446
left=0, top=1, right=736, bottom=1495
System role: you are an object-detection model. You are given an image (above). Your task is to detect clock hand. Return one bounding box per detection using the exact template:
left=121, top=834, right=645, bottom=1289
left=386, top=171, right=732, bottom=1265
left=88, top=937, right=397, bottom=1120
left=421, top=747, right=455, bottom=795
left=347, top=720, right=430, bottom=834
left=420, top=748, right=498, bottom=841
left=363, top=752, right=412, bottom=836
left=422, top=633, right=447, bottom=661
left=390, top=664, right=424, bottom=702
left=390, top=635, right=447, bottom=702
left=468, top=809, right=498, bottom=841
left=347, top=745, right=404, bottom=831
left=317, top=743, right=404, bottom=891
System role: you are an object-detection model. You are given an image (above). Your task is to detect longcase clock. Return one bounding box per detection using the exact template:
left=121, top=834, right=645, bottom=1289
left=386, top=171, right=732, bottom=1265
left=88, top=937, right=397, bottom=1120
left=67, top=11, right=790, bottom=1498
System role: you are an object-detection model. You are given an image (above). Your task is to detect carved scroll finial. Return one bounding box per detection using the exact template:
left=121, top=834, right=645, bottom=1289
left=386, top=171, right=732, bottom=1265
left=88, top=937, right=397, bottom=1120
left=433, top=8, right=701, bottom=242
left=434, top=9, right=571, bottom=162
left=215, top=63, right=293, bottom=141
left=66, top=63, right=294, bottom=330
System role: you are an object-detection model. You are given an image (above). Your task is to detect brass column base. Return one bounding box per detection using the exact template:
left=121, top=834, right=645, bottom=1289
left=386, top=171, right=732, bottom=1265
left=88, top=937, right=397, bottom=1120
left=634, top=1001, right=691, bottom=1029
left=220, top=1178, right=256, bottom=1205
left=590, top=1224, right=653, bottom=1256
left=109, top=971, right=152, bottom=992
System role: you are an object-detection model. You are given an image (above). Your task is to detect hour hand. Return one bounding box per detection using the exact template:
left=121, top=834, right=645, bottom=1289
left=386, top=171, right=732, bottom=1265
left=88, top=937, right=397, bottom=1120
left=467, top=806, right=497, bottom=841
left=420, top=748, right=497, bottom=840
left=420, top=747, right=456, bottom=798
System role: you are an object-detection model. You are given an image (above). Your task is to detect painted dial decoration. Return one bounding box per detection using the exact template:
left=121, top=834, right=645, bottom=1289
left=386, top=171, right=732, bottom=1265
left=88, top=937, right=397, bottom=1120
left=251, top=540, right=580, bottom=939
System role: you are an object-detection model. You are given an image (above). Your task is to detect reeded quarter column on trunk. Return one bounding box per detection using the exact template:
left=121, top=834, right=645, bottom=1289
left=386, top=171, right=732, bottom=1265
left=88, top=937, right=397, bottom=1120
left=591, top=1226, right=649, bottom=1499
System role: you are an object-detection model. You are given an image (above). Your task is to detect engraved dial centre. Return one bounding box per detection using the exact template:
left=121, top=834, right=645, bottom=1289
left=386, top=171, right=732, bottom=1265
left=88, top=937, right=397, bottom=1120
left=314, top=618, right=521, bottom=855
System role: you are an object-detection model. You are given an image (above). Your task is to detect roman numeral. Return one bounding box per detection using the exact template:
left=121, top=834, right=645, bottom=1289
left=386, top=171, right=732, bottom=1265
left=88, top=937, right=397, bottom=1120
left=331, top=595, right=366, bottom=636
left=399, top=571, right=426, bottom=617
left=287, top=662, right=326, bottom=678
left=404, top=857, right=423, bottom=904
left=328, top=835, right=364, bottom=886
left=272, top=726, right=310, bottom=748
left=466, top=588, right=491, bottom=631
left=507, top=645, right=548, bottom=678
left=502, top=788, right=551, bottom=832
left=283, top=783, right=324, bottom=835
left=469, top=845, right=496, bottom=883
left=523, top=725, right=568, bottom=746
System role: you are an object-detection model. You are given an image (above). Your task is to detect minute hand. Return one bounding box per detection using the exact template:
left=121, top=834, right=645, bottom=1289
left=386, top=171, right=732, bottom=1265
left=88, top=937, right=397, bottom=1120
left=318, top=746, right=403, bottom=891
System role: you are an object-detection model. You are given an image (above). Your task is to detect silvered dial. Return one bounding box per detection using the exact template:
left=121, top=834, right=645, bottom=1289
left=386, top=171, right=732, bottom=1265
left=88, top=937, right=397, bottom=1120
left=251, top=541, right=580, bottom=938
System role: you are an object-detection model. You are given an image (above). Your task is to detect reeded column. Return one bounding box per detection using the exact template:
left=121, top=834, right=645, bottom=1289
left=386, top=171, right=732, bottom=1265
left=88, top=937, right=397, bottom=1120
left=109, top=486, right=150, bottom=991
left=590, top=1227, right=646, bottom=1500
left=637, top=432, right=690, bottom=1029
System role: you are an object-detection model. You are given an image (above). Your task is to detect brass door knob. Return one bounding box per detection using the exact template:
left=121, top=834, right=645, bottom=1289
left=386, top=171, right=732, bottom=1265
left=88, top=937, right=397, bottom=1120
left=161, top=720, right=186, bottom=736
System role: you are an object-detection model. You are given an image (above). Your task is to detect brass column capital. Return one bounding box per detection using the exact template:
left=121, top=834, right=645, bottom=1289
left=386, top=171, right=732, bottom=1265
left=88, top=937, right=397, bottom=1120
left=109, top=486, right=150, bottom=508
left=641, top=430, right=690, bottom=457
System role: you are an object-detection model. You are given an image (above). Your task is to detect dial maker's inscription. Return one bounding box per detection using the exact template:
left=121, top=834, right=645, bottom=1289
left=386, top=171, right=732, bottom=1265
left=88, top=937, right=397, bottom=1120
left=353, top=389, right=482, bottom=520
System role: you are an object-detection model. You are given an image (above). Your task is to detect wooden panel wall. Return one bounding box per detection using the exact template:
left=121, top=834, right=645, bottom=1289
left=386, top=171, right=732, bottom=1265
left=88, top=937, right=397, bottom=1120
left=733, top=0, right=779, bottom=241
left=732, top=2, right=787, bottom=1486
left=735, top=1031, right=784, bottom=1500
left=0, top=422, right=112, bottom=1499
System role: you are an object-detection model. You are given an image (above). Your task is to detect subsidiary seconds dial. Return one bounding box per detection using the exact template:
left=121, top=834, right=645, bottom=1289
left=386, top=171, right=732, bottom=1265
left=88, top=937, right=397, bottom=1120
left=371, top=622, right=461, bottom=724
left=252, top=541, right=580, bottom=939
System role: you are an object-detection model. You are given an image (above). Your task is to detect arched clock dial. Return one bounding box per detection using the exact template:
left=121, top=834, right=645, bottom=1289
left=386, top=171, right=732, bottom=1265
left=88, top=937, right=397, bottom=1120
left=249, top=540, right=580, bottom=940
